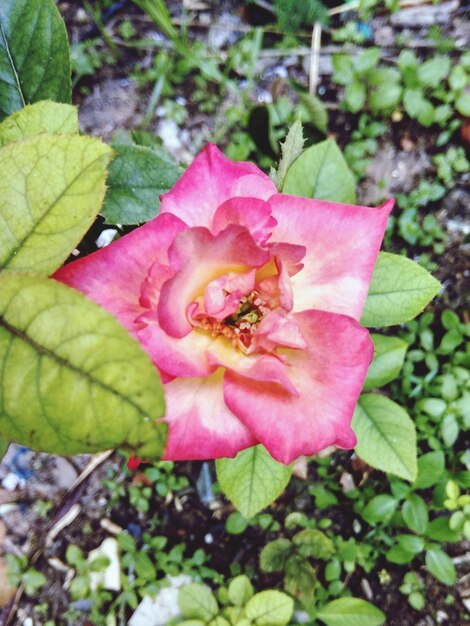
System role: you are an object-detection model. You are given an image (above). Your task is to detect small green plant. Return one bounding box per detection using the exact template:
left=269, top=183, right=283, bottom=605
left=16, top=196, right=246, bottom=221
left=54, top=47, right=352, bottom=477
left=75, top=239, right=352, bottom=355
left=332, top=48, right=470, bottom=131
left=6, top=554, right=47, bottom=597
left=175, top=576, right=294, bottom=626
left=444, top=480, right=470, bottom=540
left=399, top=571, right=425, bottom=611
left=225, top=510, right=280, bottom=535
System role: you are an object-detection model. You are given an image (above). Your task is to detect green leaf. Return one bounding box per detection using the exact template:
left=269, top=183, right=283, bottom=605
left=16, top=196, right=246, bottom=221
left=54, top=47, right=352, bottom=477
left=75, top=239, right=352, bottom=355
left=0, top=134, right=112, bottom=275
left=0, top=275, right=166, bottom=457
left=272, top=118, right=305, bottom=192
left=0, top=0, right=71, bottom=120
left=426, top=517, right=460, bottom=543
left=0, top=101, right=78, bottom=147
left=292, top=529, right=334, bottom=560
left=449, top=66, right=468, bottom=91
left=417, top=56, right=451, bottom=88
left=0, top=436, right=8, bottom=461
left=352, top=394, right=417, bottom=482
left=413, top=451, right=445, bottom=490
left=133, top=551, right=156, bottom=580
left=317, top=598, right=385, bottom=626
left=397, top=534, right=424, bottom=554
left=402, top=494, right=429, bottom=534
left=245, top=590, right=294, bottom=626
left=385, top=544, right=414, bottom=565
left=260, top=539, right=293, bottom=572
left=354, top=48, right=381, bottom=73
left=179, top=584, right=219, bottom=621
left=298, top=92, right=328, bottom=133
left=369, top=83, right=402, bottom=114
left=363, top=334, right=408, bottom=391
left=228, top=575, right=254, bottom=606
left=361, top=494, right=398, bottom=525
left=208, top=618, right=230, bottom=626
left=283, top=138, right=356, bottom=204
left=361, top=252, right=441, bottom=327
left=225, top=511, right=248, bottom=535
left=215, top=445, right=292, bottom=518
left=403, top=89, right=434, bottom=126
left=425, top=547, right=456, bottom=585
left=332, top=55, right=354, bottom=85
left=441, top=413, right=459, bottom=447
left=345, top=82, right=366, bottom=113
left=284, top=554, right=317, bottom=606
left=455, top=92, right=470, bottom=117
left=102, top=144, right=183, bottom=225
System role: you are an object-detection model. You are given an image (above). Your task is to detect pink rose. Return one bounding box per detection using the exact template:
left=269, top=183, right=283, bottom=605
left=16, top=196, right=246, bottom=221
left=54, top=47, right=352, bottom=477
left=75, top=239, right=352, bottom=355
left=54, top=145, right=393, bottom=464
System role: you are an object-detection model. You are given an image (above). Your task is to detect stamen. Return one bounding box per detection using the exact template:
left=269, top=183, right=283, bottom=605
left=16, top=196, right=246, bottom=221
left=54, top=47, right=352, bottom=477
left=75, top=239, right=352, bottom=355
left=194, top=290, right=270, bottom=353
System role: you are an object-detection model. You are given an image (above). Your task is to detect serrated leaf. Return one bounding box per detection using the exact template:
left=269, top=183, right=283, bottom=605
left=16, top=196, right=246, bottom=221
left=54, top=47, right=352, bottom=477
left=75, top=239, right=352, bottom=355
left=0, top=0, right=71, bottom=120
left=245, top=590, right=294, bottom=626
left=215, top=445, right=292, bottom=518
left=260, top=539, right=293, bottom=572
left=363, top=334, right=408, bottom=391
left=0, top=134, right=112, bottom=275
left=361, top=252, right=440, bottom=327
left=352, top=394, right=417, bottom=482
left=316, top=598, right=385, bottom=626
left=272, top=118, right=304, bottom=191
left=102, top=144, right=183, bottom=225
left=179, top=583, right=219, bottom=621
left=0, top=275, right=166, bottom=457
left=0, top=101, right=78, bottom=147
left=283, top=138, right=356, bottom=204
left=228, top=575, right=254, bottom=606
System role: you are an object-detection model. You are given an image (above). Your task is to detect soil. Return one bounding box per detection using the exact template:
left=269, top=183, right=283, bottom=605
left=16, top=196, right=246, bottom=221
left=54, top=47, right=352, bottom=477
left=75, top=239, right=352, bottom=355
left=1, top=1, right=469, bottom=625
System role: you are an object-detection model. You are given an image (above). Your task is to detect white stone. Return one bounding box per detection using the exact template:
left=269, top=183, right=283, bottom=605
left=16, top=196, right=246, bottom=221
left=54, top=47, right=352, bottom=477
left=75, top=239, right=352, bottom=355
left=129, top=575, right=192, bottom=626
left=88, top=538, right=121, bottom=592
left=96, top=229, right=118, bottom=248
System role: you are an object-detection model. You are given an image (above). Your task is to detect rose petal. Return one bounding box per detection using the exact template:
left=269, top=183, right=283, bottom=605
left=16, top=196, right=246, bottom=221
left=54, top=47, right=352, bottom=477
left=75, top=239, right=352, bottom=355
left=251, top=309, right=308, bottom=353
left=159, top=225, right=269, bottom=338
left=54, top=213, right=187, bottom=329
left=269, top=195, right=394, bottom=320
left=163, top=370, right=257, bottom=460
left=212, top=197, right=277, bottom=245
left=208, top=338, right=299, bottom=396
left=203, top=269, right=256, bottom=319
left=160, top=144, right=277, bottom=228
left=224, top=309, right=373, bottom=464
left=136, top=310, right=217, bottom=378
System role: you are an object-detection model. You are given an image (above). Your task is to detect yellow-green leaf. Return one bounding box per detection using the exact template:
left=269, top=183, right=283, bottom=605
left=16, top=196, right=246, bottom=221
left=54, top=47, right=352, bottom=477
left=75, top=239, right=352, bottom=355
left=0, top=101, right=78, bottom=147
left=352, top=394, right=417, bottom=482
left=0, top=274, right=166, bottom=457
left=363, top=334, right=408, bottom=391
left=0, top=134, right=112, bottom=275
left=216, top=445, right=292, bottom=518
left=245, top=590, right=294, bottom=626
left=361, top=252, right=440, bottom=328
